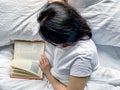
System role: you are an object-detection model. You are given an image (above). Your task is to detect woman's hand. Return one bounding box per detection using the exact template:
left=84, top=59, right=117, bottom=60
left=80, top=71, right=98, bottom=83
left=39, top=54, right=51, bottom=76
left=39, top=55, right=67, bottom=90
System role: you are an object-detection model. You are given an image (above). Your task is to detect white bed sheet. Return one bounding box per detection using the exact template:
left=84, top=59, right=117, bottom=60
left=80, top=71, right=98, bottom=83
left=1, top=0, right=120, bottom=89
left=0, top=45, right=120, bottom=90
left=97, top=44, right=120, bottom=71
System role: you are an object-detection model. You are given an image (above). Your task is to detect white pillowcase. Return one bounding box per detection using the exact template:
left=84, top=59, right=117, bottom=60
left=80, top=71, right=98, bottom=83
left=69, top=0, right=120, bottom=47
left=0, top=0, right=48, bottom=46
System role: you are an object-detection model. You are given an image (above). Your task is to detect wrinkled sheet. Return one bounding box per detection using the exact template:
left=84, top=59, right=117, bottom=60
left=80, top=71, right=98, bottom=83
left=0, top=0, right=120, bottom=89
left=97, top=44, right=120, bottom=71
left=0, top=45, right=120, bottom=90
left=0, top=0, right=47, bottom=46
left=75, top=0, right=120, bottom=47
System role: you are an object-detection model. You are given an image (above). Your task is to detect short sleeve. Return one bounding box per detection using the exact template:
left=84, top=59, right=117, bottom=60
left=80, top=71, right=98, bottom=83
left=45, top=43, right=55, bottom=66
left=70, top=54, right=93, bottom=77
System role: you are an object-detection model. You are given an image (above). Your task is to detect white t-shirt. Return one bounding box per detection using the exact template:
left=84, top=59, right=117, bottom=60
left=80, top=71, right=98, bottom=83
left=45, top=39, right=100, bottom=85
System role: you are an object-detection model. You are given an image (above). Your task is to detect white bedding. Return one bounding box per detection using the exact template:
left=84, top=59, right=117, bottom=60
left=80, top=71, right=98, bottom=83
left=97, top=44, right=120, bottom=71
left=0, top=45, right=120, bottom=90
left=0, top=0, right=48, bottom=46
left=0, top=0, right=120, bottom=90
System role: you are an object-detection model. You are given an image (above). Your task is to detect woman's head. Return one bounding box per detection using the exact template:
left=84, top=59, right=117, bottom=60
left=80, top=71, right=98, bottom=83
left=38, top=2, right=92, bottom=44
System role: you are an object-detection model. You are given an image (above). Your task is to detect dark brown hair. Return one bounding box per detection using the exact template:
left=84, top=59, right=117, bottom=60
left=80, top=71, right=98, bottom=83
left=38, top=2, right=92, bottom=44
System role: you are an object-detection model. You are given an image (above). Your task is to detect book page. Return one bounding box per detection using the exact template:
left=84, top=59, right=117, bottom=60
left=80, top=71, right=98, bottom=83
left=11, top=40, right=45, bottom=78
left=12, top=60, right=42, bottom=77
left=14, top=41, right=44, bottom=61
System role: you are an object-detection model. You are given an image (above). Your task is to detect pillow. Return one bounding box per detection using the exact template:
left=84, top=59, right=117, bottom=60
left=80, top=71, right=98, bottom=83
left=0, top=0, right=48, bottom=46
left=69, top=0, right=120, bottom=47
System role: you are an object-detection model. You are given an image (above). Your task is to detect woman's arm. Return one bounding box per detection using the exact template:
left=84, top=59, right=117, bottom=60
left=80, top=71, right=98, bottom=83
left=39, top=54, right=89, bottom=90
left=46, top=73, right=89, bottom=90
left=68, top=76, right=89, bottom=90
left=39, top=54, right=67, bottom=90
left=45, top=72, right=67, bottom=90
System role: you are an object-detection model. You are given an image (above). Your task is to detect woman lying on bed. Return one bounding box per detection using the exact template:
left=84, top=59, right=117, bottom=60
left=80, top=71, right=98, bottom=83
left=37, top=0, right=100, bottom=90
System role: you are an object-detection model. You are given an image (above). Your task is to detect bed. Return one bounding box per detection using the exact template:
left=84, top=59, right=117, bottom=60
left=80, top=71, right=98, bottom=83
left=0, top=0, right=120, bottom=90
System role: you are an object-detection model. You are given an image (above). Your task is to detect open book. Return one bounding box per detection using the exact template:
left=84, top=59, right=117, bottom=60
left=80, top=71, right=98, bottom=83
left=10, top=40, right=45, bottom=80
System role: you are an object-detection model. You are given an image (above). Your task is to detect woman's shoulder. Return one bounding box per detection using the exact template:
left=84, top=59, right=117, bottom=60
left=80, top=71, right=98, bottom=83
left=70, top=39, right=98, bottom=58
left=55, top=39, right=97, bottom=58
left=75, top=39, right=97, bottom=51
